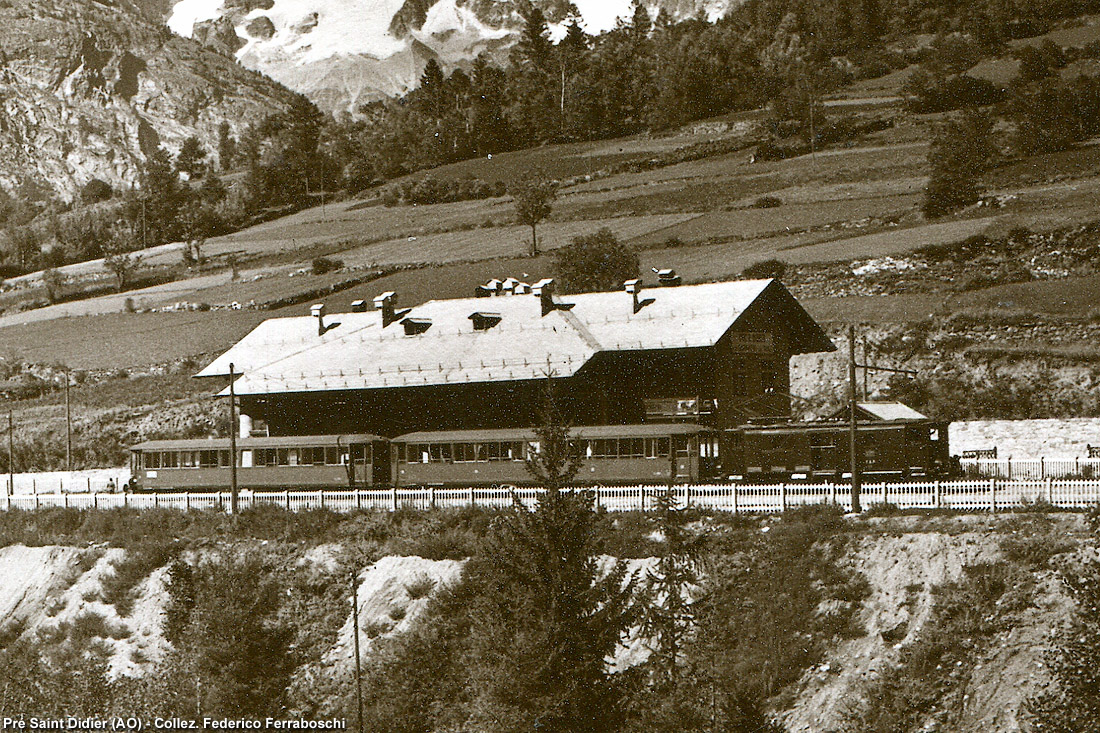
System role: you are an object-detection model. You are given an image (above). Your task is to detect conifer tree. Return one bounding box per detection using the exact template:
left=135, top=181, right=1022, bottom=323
left=463, top=378, right=637, bottom=731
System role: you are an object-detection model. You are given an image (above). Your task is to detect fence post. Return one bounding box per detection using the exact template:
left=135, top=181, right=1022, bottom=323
left=1045, top=477, right=1054, bottom=506
left=87, top=477, right=91, bottom=492
left=34, top=492, right=40, bottom=510
left=285, top=490, right=291, bottom=511
left=468, top=486, right=475, bottom=507
left=684, top=484, right=691, bottom=509
left=320, top=491, right=326, bottom=510
left=990, top=478, right=998, bottom=513
left=780, top=483, right=787, bottom=513
left=63, top=492, right=68, bottom=509
left=934, top=480, right=941, bottom=509
left=594, top=485, right=601, bottom=511
left=123, top=491, right=128, bottom=509
left=828, top=481, right=836, bottom=507
left=154, top=492, right=159, bottom=509
left=732, top=483, right=739, bottom=515
left=430, top=486, right=436, bottom=509
left=185, top=492, right=191, bottom=511
left=639, top=485, right=646, bottom=512
left=391, top=487, right=398, bottom=512
left=93, top=492, right=98, bottom=510
left=1041, top=457, right=1045, bottom=479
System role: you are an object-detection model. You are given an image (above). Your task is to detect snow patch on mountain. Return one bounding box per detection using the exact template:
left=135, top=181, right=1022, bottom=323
left=167, top=0, right=736, bottom=113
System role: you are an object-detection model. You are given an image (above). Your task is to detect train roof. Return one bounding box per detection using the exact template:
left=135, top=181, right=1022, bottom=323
left=197, top=279, right=834, bottom=397
left=728, top=418, right=944, bottom=435
left=131, top=434, right=383, bottom=451
left=393, top=423, right=710, bottom=443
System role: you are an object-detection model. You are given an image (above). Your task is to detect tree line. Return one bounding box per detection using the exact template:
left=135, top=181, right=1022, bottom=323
left=6, top=0, right=1100, bottom=278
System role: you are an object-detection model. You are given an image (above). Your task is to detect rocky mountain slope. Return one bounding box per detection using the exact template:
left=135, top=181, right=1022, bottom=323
left=165, top=0, right=736, bottom=114
left=0, top=0, right=300, bottom=200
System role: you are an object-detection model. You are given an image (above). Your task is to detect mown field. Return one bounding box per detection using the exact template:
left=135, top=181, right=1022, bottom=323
left=6, top=61, right=1100, bottom=371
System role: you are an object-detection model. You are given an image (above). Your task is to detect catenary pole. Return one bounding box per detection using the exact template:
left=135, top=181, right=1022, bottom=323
left=229, top=362, right=238, bottom=514
left=65, top=373, right=72, bottom=472
left=849, top=325, right=861, bottom=513
left=7, top=410, right=12, bottom=496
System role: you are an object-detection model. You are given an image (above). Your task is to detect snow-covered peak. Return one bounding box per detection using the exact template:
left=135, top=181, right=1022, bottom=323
left=167, top=0, right=736, bottom=114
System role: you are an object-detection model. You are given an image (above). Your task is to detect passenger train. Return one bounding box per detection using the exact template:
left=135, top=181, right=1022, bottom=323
left=130, top=418, right=952, bottom=491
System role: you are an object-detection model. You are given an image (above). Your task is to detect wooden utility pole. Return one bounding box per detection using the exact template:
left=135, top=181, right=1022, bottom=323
left=352, top=573, right=364, bottom=733
left=7, top=410, right=13, bottom=497
left=848, top=325, right=861, bottom=514
left=862, top=334, right=870, bottom=399
left=229, top=362, right=238, bottom=514
left=65, top=373, right=72, bottom=472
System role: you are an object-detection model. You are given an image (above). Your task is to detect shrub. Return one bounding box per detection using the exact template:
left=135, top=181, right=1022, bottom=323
left=752, top=195, right=782, bottom=209
left=742, top=258, right=787, bottom=280
left=404, top=574, right=436, bottom=600
left=80, top=179, right=113, bottom=205
left=388, top=604, right=408, bottom=622
left=552, top=228, right=639, bottom=294
left=311, top=257, right=343, bottom=275
left=99, top=540, right=179, bottom=617
left=363, top=620, right=392, bottom=638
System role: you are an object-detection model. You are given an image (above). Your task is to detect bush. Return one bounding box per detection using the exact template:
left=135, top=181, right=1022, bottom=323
left=80, top=179, right=113, bottom=205
left=552, top=228, right=640, bottom=294
left=311, top=256, right=343, bottom=275
left=752, top=195, right=782, bottom=208
left=99, top=540, right=179, bottom=616
left=741, top=258, right=787, bottom=280
left=404, top=574, right=436, bottom=600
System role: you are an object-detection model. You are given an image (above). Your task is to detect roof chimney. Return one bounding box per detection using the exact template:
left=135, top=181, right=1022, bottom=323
left=351, top=299, right=367, bottom=312
left=651, top=268, right=682, bottom=287
left=311, top=303, right=326, bottom=336
left=373, top=292, right=399, bottom=327
left=624, top=279, right=642, bottom=313
left=533, top=278, right=556, bottom=317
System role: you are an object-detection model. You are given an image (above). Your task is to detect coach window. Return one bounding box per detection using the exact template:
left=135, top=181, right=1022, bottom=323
left=590, top=439, right=615, bottom=459
left=645, top=437, right=670, bottom=459
left=673, top=436, right=692, bottom=456
left=429, top=444, right=452, bottom=463
left=218, top=450, right=231, bottom=467
left=621, top=438, right=644, bottom=459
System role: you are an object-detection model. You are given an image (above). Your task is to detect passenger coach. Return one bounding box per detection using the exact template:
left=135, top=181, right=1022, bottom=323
left=391, top=424, right=716, bottom=487
left=131, top=434, right=388, bottom=491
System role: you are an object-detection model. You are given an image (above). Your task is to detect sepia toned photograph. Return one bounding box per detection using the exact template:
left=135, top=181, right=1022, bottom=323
left=0, top=0, right=1099, bottom=729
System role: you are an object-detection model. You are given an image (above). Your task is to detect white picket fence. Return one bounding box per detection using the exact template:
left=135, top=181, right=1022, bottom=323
left=959, top=458, right=1100, bottom=480
left=2, top=479, right=1100, bottom=514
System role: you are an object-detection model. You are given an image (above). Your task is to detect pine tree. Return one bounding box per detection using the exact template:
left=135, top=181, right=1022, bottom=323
left=463, top=378, right=636, bottom=731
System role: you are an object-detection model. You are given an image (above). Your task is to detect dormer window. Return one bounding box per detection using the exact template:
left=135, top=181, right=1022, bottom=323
left=402, top=318, right=432, bottom=336
left=469, top=312, right=502, bottom=331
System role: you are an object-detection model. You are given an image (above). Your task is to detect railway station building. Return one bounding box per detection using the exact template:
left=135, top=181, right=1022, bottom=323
left=196, top=278, right=836, bottom=439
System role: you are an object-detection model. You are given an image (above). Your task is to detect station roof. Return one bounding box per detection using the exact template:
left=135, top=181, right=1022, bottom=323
left=197, top=279, right=834, bottom=397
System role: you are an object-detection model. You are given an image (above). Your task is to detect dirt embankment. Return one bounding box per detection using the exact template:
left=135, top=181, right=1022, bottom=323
left=0, top=520, right=1087, bottom=729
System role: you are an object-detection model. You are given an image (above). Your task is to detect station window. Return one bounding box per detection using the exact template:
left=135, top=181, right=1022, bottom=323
left=620, top=438, right=645, bottom=459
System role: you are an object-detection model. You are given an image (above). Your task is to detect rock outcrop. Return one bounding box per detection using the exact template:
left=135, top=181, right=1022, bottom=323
left=0, top=0, right=300, bottom=201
